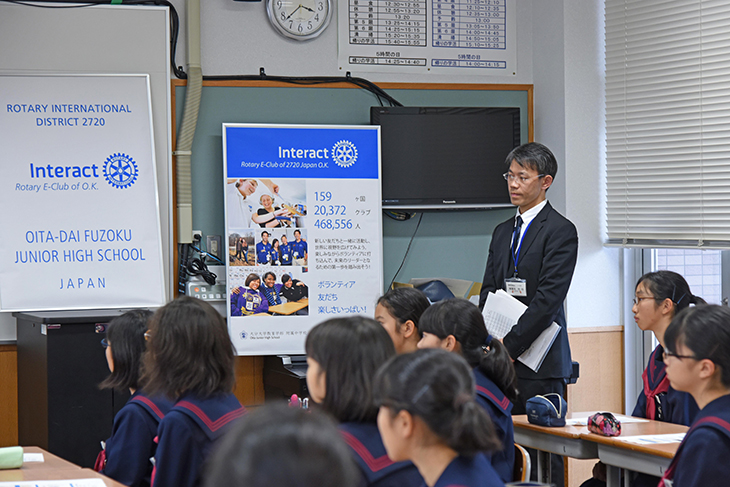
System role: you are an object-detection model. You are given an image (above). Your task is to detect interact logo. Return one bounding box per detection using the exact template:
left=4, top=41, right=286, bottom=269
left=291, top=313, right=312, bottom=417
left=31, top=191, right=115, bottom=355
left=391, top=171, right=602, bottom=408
left=332, top=140, right=357, bottom=168
left=103, top=153, right=138, bottom=189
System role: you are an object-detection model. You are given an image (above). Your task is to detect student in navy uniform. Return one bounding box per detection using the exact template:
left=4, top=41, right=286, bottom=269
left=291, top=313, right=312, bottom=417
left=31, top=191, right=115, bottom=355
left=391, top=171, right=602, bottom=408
left=279, top=234, right=292, bottom=266
left=658, top=305, right=730, bottom=487
left=270, top=238, right=282, bottom=265
left=143, top=297, right=245, bottom=487
left=375, top=287, right=431, bottom=354
left=280, top=274, right=307, bottom=302
left=291, top=229, right=307, bottom=265
left=230, top=273, right=268, bottom=316
left=582, top=271, right=703, bottom=487
left=374, top=349, right=505, bottom=487
left=416, top=298, right=517, bottom=483
left=305, top=316, right=423, bottom=487
left=204, top=403, right=360, bottom=487
left=256, top=231, right=272, bottom=265
left=95, top=310, right=173, bottom=487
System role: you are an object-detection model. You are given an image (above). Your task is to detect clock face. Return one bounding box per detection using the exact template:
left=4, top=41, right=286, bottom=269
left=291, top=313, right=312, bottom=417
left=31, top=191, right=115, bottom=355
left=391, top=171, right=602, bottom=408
left=267, top=0, right=332, bottom=41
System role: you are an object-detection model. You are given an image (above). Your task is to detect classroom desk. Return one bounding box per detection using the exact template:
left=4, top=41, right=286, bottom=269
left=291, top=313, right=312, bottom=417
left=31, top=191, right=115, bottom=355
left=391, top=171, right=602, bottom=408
left=584, top=421, right=686, bottom=487
left=513, top=414, right=598, bottom=484
left=513, top=414, right=686, bottom=487
left=268, top=298, right=308, bottom=315
left=0, top=447, right=125, bottom=486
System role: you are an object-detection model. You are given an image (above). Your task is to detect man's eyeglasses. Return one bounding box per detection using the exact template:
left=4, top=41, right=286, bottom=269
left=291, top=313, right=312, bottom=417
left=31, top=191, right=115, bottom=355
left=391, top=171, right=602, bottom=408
left=503, top=172, right=545, bottom=184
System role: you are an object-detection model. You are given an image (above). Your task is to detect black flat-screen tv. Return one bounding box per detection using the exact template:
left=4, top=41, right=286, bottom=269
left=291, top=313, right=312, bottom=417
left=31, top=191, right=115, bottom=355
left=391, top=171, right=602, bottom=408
left=371, top=106, right=521, bottom=209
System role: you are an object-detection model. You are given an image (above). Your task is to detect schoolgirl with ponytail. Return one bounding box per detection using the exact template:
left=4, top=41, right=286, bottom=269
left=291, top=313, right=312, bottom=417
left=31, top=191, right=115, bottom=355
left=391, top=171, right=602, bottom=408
left=583, top=270, right=705, bottom=487
left=374, top=348, right=504, bottom=487
left=631, top=270, right=705, bottom=424
left=416, top=298, right=516, bottom=483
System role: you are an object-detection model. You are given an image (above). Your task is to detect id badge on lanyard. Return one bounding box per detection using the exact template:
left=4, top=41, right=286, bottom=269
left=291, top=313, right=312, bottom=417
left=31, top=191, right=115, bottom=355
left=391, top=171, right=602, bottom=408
left=505, top=219, right=532, bottom=297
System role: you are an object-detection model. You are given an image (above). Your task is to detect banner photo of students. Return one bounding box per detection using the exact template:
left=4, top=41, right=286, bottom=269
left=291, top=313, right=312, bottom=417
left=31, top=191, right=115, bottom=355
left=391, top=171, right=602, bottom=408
left=0, top=74, right=165, bottom=311
left=224, top=123, right=383, bottom=355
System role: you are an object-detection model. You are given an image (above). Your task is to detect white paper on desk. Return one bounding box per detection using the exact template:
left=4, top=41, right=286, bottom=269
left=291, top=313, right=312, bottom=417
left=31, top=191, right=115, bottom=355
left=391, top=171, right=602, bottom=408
left=566, top=414, right=649, bottom=426
left=482, top=290, right=560, bottom=373
left=616, top=433, right=685, bottom=445
left=22, top=452, right=44, bottom=462
left=0, top=480, right=106, bottom=487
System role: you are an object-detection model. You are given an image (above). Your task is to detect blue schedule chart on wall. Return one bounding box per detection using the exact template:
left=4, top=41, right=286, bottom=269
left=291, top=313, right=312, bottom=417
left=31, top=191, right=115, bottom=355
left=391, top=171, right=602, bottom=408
left=223, top=124, right=383, bottom=355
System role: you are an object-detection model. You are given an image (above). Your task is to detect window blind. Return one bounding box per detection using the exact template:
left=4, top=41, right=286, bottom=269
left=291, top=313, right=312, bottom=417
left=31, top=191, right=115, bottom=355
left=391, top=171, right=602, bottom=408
left=605, top=0, right=730, bottom=248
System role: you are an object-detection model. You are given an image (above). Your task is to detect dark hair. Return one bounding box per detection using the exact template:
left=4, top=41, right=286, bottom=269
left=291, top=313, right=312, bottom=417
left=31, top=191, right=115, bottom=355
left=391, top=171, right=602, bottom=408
left=261, top=231, right=269, bottom=237
left=281, top=274, right=291, bottom=284
left=142, top=296, right=236, bottom=398
left=374, top=349, right=500, bottom=456
left=272, top=239, right=279, bottom=248
left=245, top=273, right=261, bottom=287
left=294, top=230, right=301, bottom=236
left=665, top=305, right=730, bottom=387
left=636, top=270, right=706, bottom=315
left=263, top=271, right=276, bottom=282
left=305, top=316, right=395, bottom=422
left=99, top=309, right=153, bottom=391
left=204, top=403, right=359, bottom=487
left=418, top=298, right=518, bottom=402
left=505, top=142, right=558, bottom=180
left=377, top=288, right=431, bottom=337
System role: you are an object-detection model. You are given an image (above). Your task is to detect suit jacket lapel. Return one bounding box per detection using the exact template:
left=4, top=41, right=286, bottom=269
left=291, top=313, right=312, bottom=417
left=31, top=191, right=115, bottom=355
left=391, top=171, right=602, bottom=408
left=517, top=202, right=551, bottom=259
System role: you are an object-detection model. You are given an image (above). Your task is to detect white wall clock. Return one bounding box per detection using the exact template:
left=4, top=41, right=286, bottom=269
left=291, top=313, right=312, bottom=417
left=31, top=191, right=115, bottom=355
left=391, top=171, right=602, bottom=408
left=266, top=0, right=333, bottom=41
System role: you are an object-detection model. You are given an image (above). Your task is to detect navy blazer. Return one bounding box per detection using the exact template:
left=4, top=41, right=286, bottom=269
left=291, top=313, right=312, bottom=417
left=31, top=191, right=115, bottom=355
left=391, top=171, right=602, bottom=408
left=102, top=392, right=173, bottom=487
left=428, top=454, right=504, bottom=487
left=473, top=368, right=514, bottom=483
left=660, top=394, right=730, bottom=487
left=479, top=202, right=577, bottom=380
left=339, top=422, right=423, bottom=487
left=632, top=345, right=699, bottom=425
left=152, top=393, right=245, bottom=487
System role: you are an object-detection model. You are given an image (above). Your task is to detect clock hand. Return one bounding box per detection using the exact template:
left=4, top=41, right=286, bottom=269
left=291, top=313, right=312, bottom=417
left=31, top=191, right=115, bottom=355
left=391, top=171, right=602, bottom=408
left=301, top=4, right=314, bottom=12
left=285, top=5, right=302, bottom=20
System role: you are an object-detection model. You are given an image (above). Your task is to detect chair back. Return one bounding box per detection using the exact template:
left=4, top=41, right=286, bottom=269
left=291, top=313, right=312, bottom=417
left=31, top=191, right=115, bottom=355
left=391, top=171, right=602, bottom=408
left=513, top=443, right=531, bottom=482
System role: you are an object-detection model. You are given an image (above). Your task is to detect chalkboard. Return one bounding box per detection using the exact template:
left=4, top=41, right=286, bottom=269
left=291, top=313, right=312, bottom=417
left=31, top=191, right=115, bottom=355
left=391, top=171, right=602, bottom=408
left=173, top=81, right=530, bottom=289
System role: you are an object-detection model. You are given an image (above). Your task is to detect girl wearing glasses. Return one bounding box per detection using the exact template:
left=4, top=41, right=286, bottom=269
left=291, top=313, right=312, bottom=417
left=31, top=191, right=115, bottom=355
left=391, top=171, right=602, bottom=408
left=583, top=271, right=705, bottom=487
left=95, top=310, right=173, bottom=487
left=659, top=305, right=730, bottom=487
left=374, top=349, right=504, bottom=487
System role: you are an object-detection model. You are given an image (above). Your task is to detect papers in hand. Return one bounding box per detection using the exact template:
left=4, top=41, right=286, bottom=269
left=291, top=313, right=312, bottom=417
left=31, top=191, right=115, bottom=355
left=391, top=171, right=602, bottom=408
left=482, top=290, right=561, bottom=373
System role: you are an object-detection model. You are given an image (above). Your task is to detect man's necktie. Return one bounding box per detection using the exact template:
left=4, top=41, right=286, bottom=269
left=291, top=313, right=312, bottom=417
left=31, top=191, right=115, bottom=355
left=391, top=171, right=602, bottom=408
left=512, top=215, right=523, bottom=259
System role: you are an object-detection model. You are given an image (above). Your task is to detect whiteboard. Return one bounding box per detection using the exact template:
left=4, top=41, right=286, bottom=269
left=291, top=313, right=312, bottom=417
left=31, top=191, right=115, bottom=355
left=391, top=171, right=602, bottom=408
left=0, top=4, right=172, bottom=307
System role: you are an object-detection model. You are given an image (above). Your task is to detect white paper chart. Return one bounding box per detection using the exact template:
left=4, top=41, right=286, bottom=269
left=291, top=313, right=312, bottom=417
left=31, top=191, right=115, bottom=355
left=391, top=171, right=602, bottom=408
left=338, top=0, right=516, bottom=75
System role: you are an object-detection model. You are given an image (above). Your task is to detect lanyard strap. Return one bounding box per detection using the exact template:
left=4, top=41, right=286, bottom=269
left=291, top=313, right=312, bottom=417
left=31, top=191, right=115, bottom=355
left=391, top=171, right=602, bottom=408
left=511, top=218, right=534, bottom=276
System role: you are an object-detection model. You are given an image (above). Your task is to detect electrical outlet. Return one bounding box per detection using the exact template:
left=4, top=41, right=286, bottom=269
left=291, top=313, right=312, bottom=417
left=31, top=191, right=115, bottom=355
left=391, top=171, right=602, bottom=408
left=192, top=230, right=203, bottom=242
left=207, top=235, right=222, bottom=259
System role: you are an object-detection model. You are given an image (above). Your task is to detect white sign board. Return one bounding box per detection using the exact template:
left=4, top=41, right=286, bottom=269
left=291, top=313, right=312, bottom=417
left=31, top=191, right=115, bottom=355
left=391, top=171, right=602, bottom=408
left=224, top=124, right=383, bottom=355
left=338, top=0, right=516, bottom=75
left=0, top=74, right=165, bottom=311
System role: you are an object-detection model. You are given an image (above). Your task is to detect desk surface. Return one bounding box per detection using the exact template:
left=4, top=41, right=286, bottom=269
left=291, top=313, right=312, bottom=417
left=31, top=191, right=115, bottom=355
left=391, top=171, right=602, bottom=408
left=269, top=298, right=308, bottom=315
left=513, top=414, right=586, bottom=439
left=582, top=419, right=686, bottom=459
left=0, top=447, right=125, bottom=486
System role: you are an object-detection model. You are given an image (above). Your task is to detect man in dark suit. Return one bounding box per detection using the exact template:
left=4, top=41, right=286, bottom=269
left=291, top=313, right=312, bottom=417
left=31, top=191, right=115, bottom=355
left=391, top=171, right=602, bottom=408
left=479, top=142, right=578, bottom=486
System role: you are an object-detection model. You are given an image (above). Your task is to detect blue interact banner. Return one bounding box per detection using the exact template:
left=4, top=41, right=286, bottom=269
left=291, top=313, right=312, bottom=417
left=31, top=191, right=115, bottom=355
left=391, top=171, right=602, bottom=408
left=225, top=125, right=379, bottom=180
left=223, top=123, right=383, bottom=356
